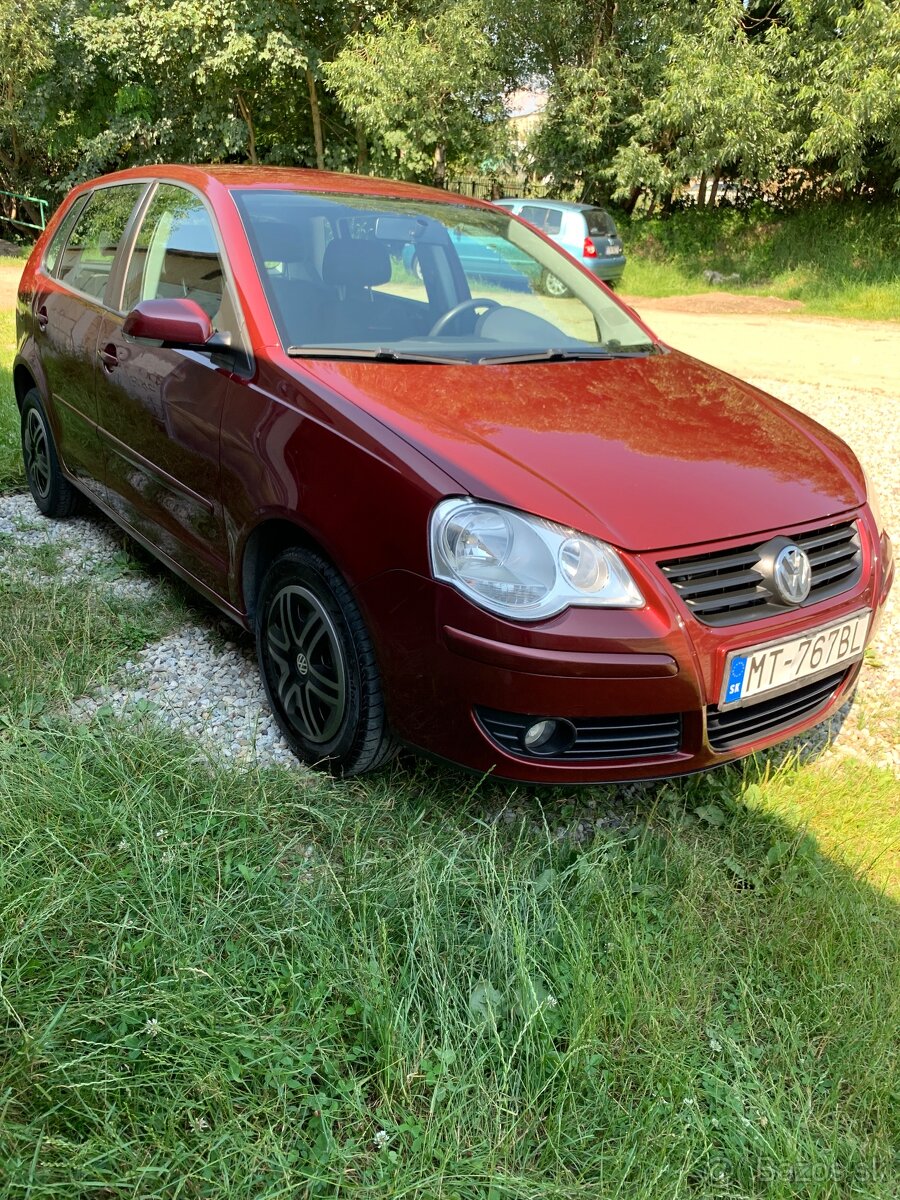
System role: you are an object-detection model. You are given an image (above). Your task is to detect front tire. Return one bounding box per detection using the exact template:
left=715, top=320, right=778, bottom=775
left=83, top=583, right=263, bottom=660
left=20, top=389, right=78, bottom=518
left=255, top=547, right=396, bottom=776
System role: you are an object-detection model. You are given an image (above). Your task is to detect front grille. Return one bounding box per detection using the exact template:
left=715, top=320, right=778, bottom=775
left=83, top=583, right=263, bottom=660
left=476, top=708, right=682, bottom=762
left=659, top=521, right=861, bottom=627
left=706, top=670, right=848, bottom=752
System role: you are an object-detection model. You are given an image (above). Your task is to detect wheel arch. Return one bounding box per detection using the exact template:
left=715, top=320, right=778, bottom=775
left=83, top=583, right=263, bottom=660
left=13, top=361, right=39, bottom=410
left=240, top=516, right=333, bottom=626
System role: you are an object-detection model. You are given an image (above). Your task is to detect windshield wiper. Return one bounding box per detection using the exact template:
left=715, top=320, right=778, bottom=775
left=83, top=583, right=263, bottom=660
left=477, top=345, right=659, bottom=365
left=286, top=345, right=464, bottom=365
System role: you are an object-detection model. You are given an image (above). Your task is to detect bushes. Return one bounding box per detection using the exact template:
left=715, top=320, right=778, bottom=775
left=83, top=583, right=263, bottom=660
left=619, top=202, right=900, bottom=318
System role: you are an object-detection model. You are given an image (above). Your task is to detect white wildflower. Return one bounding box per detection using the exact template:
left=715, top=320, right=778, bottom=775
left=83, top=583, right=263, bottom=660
left=373, top=1130, right=390, bottom=1149
left=144, top=1017, right=160, bottom=1037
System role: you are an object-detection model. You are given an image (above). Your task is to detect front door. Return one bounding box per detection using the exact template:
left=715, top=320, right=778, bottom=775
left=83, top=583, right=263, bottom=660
left=93, top=184, right=239, bottom=598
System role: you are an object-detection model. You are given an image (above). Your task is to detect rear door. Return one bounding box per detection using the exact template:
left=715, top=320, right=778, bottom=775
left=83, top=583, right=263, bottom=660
left=32, top=183, right=147, bottom=497
left=93, top=182, right=242, bottom=597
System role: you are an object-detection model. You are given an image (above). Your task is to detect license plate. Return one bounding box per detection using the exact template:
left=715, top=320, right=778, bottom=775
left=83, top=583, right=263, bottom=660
left=604, top=244, right=621, bottom=256
left=720, top=610, right=870, bottom=709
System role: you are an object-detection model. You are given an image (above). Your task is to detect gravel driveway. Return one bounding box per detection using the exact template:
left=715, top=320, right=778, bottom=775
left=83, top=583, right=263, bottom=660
left=2, top=313, right=897, bottom=778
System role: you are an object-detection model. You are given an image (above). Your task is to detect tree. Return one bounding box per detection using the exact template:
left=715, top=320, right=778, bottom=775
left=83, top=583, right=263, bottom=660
left=772, top=0, right=900, bottom=195
left=608, top=0, right=784, bottom=208
left=324, top=1, right=507, bottom=185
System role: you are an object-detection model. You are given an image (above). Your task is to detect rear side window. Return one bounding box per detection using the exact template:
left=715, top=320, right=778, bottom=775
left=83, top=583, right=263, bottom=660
left=44, top=196, right=88, bottom=276
left=122, top=184, right=224, bottom=321
left=585, top=208, right=616, bottom=237
left=519, top=205, right=549, bottom=229
left=57, top=184, right=145, bottom=301
left=520, top=205, right=562, bottom=235
left=543, top=209, right=562, bottom=235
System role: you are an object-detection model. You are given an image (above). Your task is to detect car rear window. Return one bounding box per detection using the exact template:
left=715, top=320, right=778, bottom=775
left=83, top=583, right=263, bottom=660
left=585, top=209, right=616, bottom=237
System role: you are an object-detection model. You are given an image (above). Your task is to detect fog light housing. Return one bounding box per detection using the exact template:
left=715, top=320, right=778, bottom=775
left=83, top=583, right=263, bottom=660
left=522, top=718, right=577, bottom=757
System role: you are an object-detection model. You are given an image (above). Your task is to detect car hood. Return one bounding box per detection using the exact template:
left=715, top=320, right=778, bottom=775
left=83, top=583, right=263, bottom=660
left=299, top=350, right=863, bottom=552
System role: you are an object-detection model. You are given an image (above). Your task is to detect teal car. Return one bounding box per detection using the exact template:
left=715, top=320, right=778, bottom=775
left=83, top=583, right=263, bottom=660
left=403, top=227, right=538, bottom=292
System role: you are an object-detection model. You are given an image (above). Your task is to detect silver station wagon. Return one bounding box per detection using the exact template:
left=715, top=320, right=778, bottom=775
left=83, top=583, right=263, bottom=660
left=493, top=198, right=626, bottom=294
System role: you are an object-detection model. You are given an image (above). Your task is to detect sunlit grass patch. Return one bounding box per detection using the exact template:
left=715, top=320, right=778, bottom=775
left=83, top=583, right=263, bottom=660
left=0, top=309, right=22, bottom=491
left=0, top=719, right=897, bottom=1196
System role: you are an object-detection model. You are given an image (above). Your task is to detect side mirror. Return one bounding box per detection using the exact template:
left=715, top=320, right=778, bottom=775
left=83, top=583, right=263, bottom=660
left=123, top=298, right=214, bottom=349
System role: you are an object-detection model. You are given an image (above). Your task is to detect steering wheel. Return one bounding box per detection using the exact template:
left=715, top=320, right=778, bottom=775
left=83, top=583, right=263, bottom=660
left=429, top=297, right=500, bottom=337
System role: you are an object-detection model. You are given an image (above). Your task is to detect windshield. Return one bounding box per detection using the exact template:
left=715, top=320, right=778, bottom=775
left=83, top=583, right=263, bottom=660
left=233, top=189, right=651, bottom=362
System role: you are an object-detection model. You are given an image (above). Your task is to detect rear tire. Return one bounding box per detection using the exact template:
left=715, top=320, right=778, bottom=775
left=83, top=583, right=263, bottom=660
left=540, top=269, right=571, bottom=299
left=255, top=547, right=397, bottom=777
left=20, top=389, right=79, bottom=518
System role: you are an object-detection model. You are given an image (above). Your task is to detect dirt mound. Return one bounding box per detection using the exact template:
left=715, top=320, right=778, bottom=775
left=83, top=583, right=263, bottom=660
left=621, top=291, right=805, bottom=316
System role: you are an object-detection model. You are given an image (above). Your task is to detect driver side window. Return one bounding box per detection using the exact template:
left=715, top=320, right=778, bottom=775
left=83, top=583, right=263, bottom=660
left=122, top=185, right=227, bottom=325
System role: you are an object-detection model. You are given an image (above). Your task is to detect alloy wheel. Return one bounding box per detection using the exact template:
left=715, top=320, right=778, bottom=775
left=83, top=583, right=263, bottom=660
left=543, top=272, right=570, bottom=299
left=265, top=584, right=347, bottom=744
left=23, top=407, right=52, bottom=499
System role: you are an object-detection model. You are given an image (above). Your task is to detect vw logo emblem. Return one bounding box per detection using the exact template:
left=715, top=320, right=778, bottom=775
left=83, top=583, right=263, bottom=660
left=295, top=651, right=309, bottom=676
left=773, top=544, right=812, bottom=604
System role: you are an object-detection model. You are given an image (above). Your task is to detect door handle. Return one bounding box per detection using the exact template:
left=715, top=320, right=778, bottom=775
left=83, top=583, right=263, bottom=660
left=37, top=305, right=48, bottom=332
left=98, top=345, right=119, bottom=372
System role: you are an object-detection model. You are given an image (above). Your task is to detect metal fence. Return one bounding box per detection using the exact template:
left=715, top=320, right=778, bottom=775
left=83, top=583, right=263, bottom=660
left=0, top=189, right=49, bottom=234
left=447, top=175, right=577, bottom=202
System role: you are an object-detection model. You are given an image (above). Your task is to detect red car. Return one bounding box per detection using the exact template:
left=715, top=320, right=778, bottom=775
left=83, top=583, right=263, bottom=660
left=14, top=165, right=893, bottom=779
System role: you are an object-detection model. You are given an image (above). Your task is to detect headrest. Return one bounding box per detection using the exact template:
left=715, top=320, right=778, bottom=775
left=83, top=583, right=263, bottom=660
left=322, top=238, right=391, bottom=288
left=252, top=220, right=313, bottom=265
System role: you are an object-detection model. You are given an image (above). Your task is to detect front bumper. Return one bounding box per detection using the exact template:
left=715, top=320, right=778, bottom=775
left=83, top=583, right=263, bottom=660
left=355, top=514, right=893, bottom=783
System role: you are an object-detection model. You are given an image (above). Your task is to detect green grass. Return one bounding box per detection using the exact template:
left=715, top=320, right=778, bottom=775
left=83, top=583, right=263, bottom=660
left=0, top=513, right=898, bottom=1197
left=1, top=295, right=898, bottom=1196
left=0, top=309, right=22, bottom=491
left=619, top=202, right=900, bottom=321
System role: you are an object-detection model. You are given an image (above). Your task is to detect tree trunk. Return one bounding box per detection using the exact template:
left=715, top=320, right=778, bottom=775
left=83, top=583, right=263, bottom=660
left=236, top=92, right=258, bottom=164
left=708, top=163, right=722, bottom=208
left=696, top=170, right=708, bottom=208
left=433, top=142, right=446, bottom=188
left=355, top=123, right=369, bottom=173
left=623, top=185, right=642, bottom=216
left=306, top=68, right=325, bottom=170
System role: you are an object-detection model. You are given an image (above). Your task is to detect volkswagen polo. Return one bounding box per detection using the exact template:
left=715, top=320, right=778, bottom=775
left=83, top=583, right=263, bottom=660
left=13, top=165, right=893, bottom=779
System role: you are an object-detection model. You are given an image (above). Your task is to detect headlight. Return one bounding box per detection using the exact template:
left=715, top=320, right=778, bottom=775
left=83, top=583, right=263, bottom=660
left=429, top=498, right=644, bottom=620
left=862, top=465, right=885, bottom=535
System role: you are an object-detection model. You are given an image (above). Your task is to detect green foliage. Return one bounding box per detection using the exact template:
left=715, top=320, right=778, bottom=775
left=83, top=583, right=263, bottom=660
left=4, top=0, right=900, bottom=214
left=324, top=2, right=507, bottom=183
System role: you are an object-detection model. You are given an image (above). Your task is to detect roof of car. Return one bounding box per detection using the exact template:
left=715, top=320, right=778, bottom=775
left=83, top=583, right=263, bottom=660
left=74, top=163, right=492, bottom=208
left=496, top=198, right=604, bottom=212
